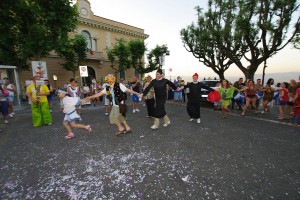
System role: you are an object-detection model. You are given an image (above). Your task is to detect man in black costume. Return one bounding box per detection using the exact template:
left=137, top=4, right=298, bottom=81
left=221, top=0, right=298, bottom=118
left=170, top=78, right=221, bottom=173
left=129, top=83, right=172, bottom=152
left=184, top=73, right=214, bottom=124
left=141, top=69, right=177, bottom=129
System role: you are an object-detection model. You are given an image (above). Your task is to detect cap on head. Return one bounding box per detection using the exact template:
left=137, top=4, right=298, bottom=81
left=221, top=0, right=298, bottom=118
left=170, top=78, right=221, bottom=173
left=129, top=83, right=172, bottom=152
left=57, top=89, right=67, bottom=94
left=192, top=73, right=199, bottom=77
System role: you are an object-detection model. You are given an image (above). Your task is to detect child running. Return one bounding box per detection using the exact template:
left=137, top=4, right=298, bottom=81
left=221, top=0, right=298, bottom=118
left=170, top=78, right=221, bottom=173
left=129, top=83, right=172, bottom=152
left=58, top=89, right=92, bottom=139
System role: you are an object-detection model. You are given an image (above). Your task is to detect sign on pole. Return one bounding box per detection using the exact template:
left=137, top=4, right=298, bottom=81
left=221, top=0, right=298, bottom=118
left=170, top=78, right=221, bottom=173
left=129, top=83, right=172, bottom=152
left=79, top=66, right=88, bottom=77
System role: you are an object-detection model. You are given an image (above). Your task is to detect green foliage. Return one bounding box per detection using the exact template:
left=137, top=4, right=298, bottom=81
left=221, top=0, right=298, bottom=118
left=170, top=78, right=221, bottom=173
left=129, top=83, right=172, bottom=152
left=57, top=34, right=88, bottom=77
left=182, top=0, right=300, bottom=80
left=144, top=45, right=169, bottom=73
left=106, top=38, right=149, bottom=74
left=0, top=0, right=78, bottom=70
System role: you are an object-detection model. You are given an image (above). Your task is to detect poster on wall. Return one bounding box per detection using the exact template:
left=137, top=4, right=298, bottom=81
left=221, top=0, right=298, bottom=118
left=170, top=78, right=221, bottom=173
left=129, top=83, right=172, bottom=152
left=32, top=61, right=48, bottom=80
left=0, top=69, right=8, bottom=80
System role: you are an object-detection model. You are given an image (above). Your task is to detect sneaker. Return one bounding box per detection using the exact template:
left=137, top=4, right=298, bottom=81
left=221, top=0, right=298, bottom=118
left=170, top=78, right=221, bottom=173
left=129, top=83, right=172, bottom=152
left=135, top=109, right=140, bottom=112
left=48, top=123, right=52, bottom=125
left=50, top=109, right=52, bottom=113
left=133, top=110, right=136, bottom=113
left=4, top=120, right=8, bottom=124
left=261, top=111, right=264, bottom=114
left=9, top=114, right=13, bottom=118
left=189, top=118, right=194, bottom=122
left=11, top=112, right=15, bottom=116
left=241, top=112, right=245, bottom=116
left=163, top=121, right=171, bottom=127
left=151, top=124, right=159, bottom=130
left=105, top=112, right=109, bottom=116
left=78, top=118, right=82, bottom=121
left=197, top=118, right=201, bottom=124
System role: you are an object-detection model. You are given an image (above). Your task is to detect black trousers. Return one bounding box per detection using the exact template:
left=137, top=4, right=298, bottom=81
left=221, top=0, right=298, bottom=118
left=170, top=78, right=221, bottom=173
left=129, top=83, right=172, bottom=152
left=187, top=101, right=201, bottom=119
left=146, top=98, right=155, bottom=117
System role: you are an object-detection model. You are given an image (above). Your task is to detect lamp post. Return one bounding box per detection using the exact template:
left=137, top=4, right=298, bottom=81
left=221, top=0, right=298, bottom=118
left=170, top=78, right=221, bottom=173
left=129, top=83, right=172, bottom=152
left=158, top=48, right=170, bottom=69
left=53, top=75, right=58, bottom=89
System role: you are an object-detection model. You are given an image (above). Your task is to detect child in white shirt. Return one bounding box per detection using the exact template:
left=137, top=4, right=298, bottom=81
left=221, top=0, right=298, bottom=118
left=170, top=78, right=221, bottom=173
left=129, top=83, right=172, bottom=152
left=58, top=90, right=92, bottom=139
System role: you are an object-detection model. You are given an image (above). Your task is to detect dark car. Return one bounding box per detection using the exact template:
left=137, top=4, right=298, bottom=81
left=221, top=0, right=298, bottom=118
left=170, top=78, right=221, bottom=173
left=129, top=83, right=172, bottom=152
left=200, top=80, right=220, bottom=101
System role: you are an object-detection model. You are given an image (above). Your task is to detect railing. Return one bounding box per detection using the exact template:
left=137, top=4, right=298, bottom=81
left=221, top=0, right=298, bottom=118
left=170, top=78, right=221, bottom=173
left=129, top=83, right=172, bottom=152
left=86, top=51, right=103, bottom=61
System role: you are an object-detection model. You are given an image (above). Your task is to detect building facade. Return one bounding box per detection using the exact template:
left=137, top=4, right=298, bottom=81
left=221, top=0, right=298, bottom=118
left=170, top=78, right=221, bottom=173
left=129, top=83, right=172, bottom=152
left=18, top=0, right=148, bottom=96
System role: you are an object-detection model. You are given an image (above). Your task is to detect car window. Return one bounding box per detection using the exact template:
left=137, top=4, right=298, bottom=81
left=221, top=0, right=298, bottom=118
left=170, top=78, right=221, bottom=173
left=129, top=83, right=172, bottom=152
left=201, top=81, right=219, bottom=87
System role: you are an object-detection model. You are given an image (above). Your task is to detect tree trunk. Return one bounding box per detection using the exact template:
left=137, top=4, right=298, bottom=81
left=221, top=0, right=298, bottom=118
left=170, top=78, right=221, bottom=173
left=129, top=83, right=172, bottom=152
left=262, top=60, right=267, bottom=85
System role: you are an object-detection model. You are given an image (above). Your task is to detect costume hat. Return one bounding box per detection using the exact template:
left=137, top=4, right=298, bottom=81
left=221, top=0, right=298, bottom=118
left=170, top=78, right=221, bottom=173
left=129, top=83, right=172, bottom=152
left=193, top=73, right=199, bottom=77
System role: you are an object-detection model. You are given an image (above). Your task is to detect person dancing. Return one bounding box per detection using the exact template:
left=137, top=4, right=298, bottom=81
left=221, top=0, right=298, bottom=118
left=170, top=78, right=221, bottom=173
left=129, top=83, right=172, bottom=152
left=219, top=80, right=237, bottom=118
left=183, top=73, right=214, bottom=123
left=85, top=74, right=141, bottom=136
left=58, top=90, right=92, bottom=139
left=141, top=69, right=177, bottom=129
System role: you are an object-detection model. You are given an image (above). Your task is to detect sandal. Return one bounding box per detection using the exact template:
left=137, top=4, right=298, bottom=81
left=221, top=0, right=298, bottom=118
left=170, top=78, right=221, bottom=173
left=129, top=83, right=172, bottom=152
left=125, top=129, right=132, bottom=134
left=115, top=129, right=126, bottom=136
left=85, top=125, right=92, bottom=133
left=65, top=133, right=75, bottom=139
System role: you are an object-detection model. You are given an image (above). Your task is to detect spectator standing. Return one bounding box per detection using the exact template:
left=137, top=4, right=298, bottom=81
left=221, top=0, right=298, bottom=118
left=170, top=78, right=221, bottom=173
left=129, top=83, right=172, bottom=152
left=2, top=77, right=16, bottom=118
left=143, top=75, right=155, bottom=118
left=67, top=78, right=82, bottom=117
left=26, top=75, right=52, bottom=127
left=131, top=76, right=141, bottom=113
left=44, top=79, right=54, bottom=113
left=0, top=84, right=9, bottom=124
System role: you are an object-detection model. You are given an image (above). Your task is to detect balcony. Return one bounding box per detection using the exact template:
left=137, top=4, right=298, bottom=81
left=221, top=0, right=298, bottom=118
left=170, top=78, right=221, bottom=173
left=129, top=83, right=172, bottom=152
left=87, top=51, right=103, bottom=61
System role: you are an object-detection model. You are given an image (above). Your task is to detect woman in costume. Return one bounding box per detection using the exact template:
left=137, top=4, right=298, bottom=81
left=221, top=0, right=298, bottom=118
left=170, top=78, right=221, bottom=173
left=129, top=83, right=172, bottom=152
left=219, top=80, right=237, bottom=118
left=85, top=74, right=141, bottom=136
left=142, top=69, right=177, bottom=129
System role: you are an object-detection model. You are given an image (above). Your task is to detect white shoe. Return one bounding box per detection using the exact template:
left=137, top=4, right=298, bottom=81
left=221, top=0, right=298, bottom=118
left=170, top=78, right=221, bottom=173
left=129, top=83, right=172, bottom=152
left=151, top=124, right=159, bottom=129
left=163, top=121, right=171, bottom=127
left=9, top=114, right=13, bottom=118
left=189, top=118, right=194, bottom=122
left=4, top=120, right=8, bottom=124
left=12, top=112, right=15, bottom=116
left=105, top=112, right=109, bottom=116
left=261, top=111, right=264, bottom=114
left=48, top=123, right=52, bottom=125
left=136, top=109, right=140, bottom=112
left=50, top=109, right=52, bottom=113
left=197, top=118, right=201, bottom=124
left=133, top=110, right=136, bottom=113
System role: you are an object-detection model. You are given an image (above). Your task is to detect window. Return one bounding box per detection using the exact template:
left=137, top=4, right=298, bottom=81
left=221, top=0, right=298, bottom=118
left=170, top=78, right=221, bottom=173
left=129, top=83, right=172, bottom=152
left=92, top=39, right=97, bottom=51
left=81, top=30, right=92, bottom=50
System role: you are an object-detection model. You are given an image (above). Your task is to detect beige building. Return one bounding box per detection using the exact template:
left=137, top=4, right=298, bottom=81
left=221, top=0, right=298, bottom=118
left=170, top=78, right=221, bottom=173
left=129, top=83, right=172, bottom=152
left=19, top=0, right=148, bottom=94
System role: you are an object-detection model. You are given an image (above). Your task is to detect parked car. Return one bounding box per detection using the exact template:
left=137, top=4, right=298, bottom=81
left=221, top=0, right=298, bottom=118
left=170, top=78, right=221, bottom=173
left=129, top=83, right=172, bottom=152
left=200, top=79, right=220, bottom=101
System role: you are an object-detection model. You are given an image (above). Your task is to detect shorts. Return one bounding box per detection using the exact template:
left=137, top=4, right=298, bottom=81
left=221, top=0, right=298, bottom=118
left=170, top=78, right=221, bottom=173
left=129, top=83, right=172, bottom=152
left=132, top=94, right=139, bottom=102
left=0, top=100, right=9, bottom=115
left=104, top=95, right=110, bottom=106
left=287, top=101, right=294, bottom=106
left=63, top=112, right=81, bottom=123
left=8, top=95, right=14, bottom=102
left=279, top=100, right=287, bottom=106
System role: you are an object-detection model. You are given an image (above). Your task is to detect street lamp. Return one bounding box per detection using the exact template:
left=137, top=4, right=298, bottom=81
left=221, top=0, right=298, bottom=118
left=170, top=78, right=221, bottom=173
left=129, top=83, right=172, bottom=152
left=158, top=48, right=170, bottom=69
left=53, top=75, right=57, bottom=89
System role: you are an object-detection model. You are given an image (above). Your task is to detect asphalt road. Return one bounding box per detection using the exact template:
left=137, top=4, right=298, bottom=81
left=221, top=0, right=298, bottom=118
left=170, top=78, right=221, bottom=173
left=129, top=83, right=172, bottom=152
left=0, top=98, right=299, bottom=199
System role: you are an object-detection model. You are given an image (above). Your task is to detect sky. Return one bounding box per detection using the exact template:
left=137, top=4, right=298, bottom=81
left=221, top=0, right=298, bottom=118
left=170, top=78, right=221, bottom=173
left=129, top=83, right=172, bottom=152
left=88, top=0, right=300, bottom=82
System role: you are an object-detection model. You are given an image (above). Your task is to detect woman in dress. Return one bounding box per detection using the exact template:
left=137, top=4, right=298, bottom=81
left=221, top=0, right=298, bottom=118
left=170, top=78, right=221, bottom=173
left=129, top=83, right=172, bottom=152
left=219, top=80, right=237, bottom=118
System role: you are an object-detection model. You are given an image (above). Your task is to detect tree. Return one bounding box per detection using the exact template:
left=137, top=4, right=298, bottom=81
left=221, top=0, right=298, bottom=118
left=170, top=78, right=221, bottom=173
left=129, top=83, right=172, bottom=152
left=128, top=39, right=147, bottom=74
left=210, top=0, right=300, bottom=80
left=145, top=45, right=169, bottom=73
left=0, top=0, right=78, bottom=70
left=57, top=34, right=88, bottom=78
left=105, top=38, right=131, bottom=77
left=181, top=5, right=234, bottom=80
left=183, top=0, right=300, bottom=80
